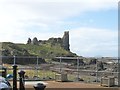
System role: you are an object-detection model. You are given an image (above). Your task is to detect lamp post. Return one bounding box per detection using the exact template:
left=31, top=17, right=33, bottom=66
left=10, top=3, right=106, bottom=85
left=118, top=1, right=120, bottom=87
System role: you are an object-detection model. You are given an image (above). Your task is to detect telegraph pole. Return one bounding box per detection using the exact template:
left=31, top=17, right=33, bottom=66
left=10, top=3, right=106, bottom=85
left=118, top=2, right=120, bottom=87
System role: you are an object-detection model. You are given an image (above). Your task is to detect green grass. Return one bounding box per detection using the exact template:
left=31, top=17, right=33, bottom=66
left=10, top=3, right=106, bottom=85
left=7, top=69, right=77, bottom=81
left=18, top=43, right=70, bottom=57
left=2, top=42, right=76, bottom=59
left=67, top=74, right=76, bottom=81
left=7, top=69, right=95, bottom=82
left=25, top=70, right=56, bottom=79
left=7, top=69, right=56, bottom=79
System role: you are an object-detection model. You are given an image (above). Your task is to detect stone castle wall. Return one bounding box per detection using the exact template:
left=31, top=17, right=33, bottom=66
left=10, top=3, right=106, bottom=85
left=62, top=31, right=70, bottom=51
left=27, top=31, right=70, bottom=51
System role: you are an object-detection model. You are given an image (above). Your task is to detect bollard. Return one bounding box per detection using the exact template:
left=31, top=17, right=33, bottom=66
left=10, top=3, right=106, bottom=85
left=12, top=64, right=18, bottom=90
left=33, top=83, right=46, bottom=90
left=18, top=70, right=25, bottom=90
left=2, top=67, right=7, bottom=78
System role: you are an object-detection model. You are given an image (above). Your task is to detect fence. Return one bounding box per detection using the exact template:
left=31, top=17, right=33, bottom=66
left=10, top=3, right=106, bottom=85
left=54, top=57, right=119, bottom=84
left=0, top=56, right=119, bottom=86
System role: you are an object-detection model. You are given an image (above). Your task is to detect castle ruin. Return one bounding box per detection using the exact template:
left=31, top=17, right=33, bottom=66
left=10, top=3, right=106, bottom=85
left=27, top=31, right=70, bottom=51
left=62, top=31, right=70, bottom=51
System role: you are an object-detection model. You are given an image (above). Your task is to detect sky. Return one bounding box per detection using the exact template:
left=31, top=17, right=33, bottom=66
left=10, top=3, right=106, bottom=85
left=0, top=0, right=118, bottom=57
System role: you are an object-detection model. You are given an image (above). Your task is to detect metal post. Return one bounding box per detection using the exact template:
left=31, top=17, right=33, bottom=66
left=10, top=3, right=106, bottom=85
left=60, top=57, right=62, bottom=73
left=36, top=56, right=39, bottom=77
left=12, top=64, right=18, bottom=90
left=77, top=57, right=79, bottom=81
left=14, top=56, right=16, bottom=65
left=96, top=59, right=98, bottom=82
left=2, top=67, right=6, bottom=78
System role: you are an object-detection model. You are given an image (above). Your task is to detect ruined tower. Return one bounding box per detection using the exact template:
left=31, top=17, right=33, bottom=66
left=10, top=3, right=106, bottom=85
left=26, top=31, right=70, bottom=51
left=32, top=37, right=39, bottom=45
left=62, top=31, right=70, bottom=51
left=27, top=38, right=32, bottom=44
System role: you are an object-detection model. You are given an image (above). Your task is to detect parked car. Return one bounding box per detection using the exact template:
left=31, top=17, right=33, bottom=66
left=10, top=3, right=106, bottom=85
left=0, top=76, right=11, bottom=90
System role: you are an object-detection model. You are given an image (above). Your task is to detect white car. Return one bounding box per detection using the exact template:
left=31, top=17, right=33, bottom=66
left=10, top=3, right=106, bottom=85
left=0, top=76, right=11, bottom=90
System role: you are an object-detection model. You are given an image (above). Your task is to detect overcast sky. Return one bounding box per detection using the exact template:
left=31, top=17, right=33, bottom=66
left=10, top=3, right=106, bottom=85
left=0, top=0, right=118, bottom=57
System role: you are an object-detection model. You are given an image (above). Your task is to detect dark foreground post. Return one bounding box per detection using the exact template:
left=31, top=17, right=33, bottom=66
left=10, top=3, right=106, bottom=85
left=18, top=70, right=25, bottom=90
left=12, top=64, right=18, bottom=90
left=2, top=67, right=7, bottom=78
left=33, top=83, right=46, bottom=90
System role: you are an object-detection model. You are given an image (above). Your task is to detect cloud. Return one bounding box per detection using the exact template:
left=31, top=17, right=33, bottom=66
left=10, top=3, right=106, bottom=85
left=0, top=0, right=117, bottom=27
left=0, top=0, right=117, bottom=56
left=70, top=27, right=118, bottom=57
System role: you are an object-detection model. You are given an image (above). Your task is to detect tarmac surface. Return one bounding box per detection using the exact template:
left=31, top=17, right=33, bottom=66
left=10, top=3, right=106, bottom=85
left=25, top=81, right=104, bottom=88
left=10, top=81, right=119, bottom=90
